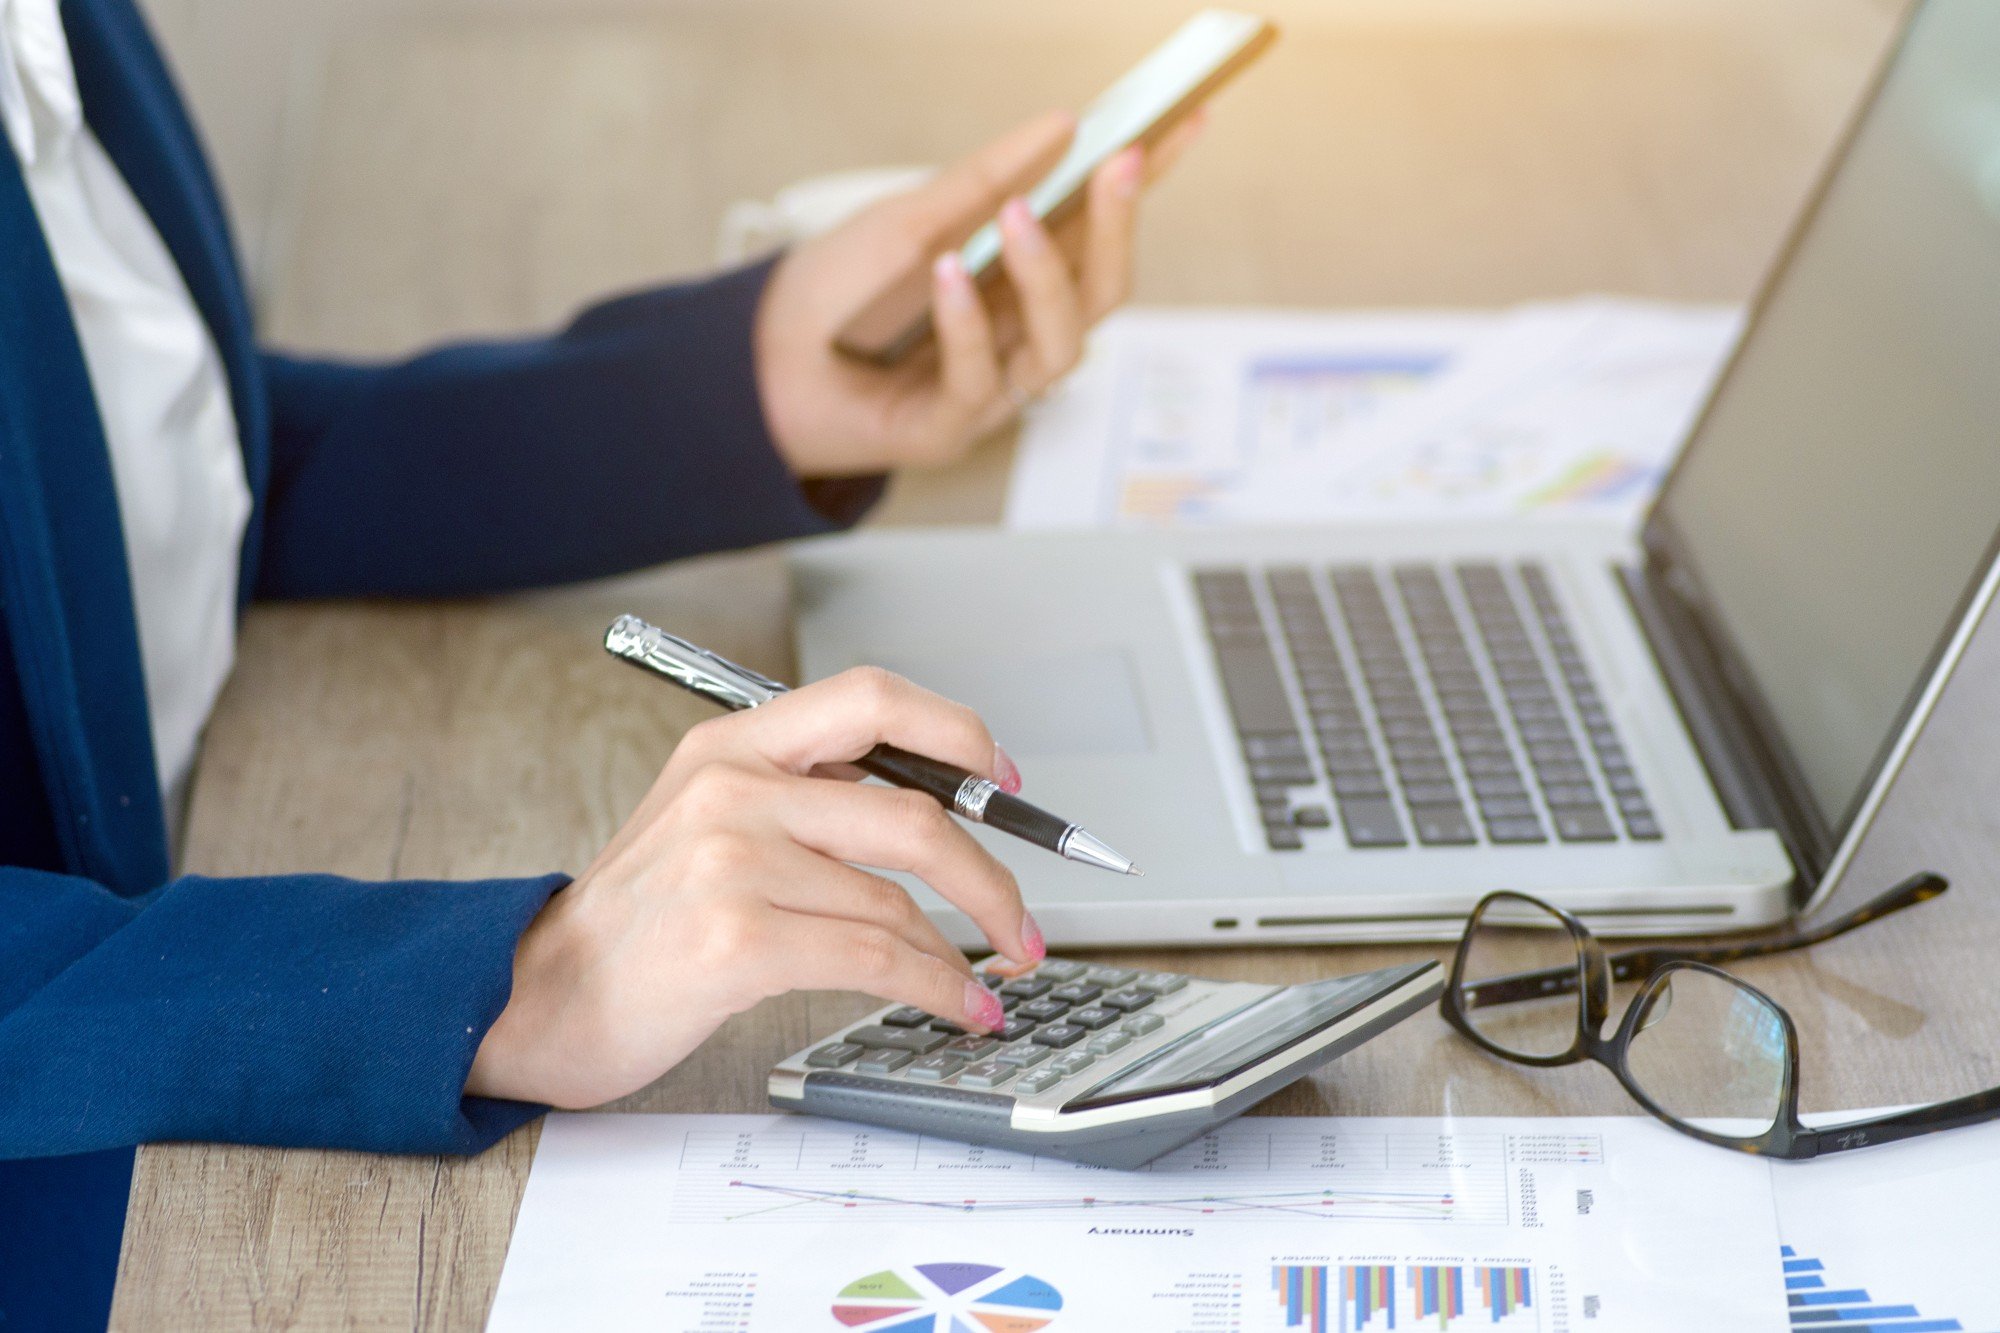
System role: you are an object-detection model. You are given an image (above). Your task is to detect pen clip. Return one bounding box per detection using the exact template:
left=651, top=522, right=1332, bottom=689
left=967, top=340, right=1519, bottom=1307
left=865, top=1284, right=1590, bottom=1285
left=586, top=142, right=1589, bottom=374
left=603, top=615, right=792, bottom=710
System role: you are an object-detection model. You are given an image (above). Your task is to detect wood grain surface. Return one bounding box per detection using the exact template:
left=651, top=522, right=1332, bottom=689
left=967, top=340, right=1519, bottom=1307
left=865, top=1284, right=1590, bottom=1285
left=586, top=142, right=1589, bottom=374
left=109, top=4, right=2000, bottom=1328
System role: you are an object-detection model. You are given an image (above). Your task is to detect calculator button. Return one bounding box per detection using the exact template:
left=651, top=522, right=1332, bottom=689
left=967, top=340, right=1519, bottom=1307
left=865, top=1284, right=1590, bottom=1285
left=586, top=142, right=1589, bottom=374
left=1016, top=998, right=1071, bottom=1023
left=1067, top=1005, right=1120, bottom=1030
left=943, top=1035, right=998, bottom=1059
left=1101, top=988, right=1155, bottom=1013
left=956, top=1059, right=1017, bottom=1089
left=1033, top=961, right=1088, bottom=982
left=1051, top=1052, right=1096, bottom=1077
left=1087, top=967, right=1138, bottom=987
left=880, top=1007, right=931, bottom=1028
left=1032, top=1023, right=1087, bottom=1049
left=1122, top=1014, right=1166, bottom=1036
left=847, top=1025, right=949, bottom=1054
left=1086, top=1031, right=1132, bottom=1055
left=994, top=1041, right=1052, bottom=1067
left=855, top=1049, right=914, bottom=1076
left=1134, top=972, right=1189, bottom=995
left=1000, top=977, right=1054, bottom=999
left=904, top=1053, right=968, bottom=1081
left=928, top=1018, right=970, bottom=1035
left=806, top=1042, right=863, bottom=1068
left=997, top=1017, right=1039, bottom=1043
left=1049, top=982, right=1103, bottom=1005
left=1016, top=1069, right=1063, bottom=1095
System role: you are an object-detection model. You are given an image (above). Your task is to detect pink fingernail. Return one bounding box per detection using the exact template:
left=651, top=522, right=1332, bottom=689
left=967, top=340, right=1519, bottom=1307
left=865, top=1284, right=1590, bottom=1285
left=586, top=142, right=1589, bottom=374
left=993, top=744, right=1022, bottom=795
left=933, top=252, right=972, bottom=308
left=1019, top=912, right=1046, bottom=963
left=965, top=981, right=1007, bottom=1031
left=1001, top=197, right=1036, bottom=239
left=1116, top=146, right=1144, bottom=196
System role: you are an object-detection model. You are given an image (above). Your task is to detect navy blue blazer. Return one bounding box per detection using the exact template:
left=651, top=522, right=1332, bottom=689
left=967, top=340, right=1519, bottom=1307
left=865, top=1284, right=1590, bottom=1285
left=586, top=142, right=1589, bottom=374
left=1, top=0, right=880, bottom=1320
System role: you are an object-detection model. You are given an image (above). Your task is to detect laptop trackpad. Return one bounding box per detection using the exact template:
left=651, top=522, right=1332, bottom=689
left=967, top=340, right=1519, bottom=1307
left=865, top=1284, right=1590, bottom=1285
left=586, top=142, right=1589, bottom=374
left=877, top=648, right=1153, bottom=757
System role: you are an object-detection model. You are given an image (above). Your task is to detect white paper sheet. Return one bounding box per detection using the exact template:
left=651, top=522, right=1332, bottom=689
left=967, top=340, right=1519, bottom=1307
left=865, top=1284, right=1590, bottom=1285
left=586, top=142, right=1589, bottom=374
left=1004, top=300, right=1742, bottom=533
left=488, top=1112, right=1789, bottom=1332
left=1771, top=1110, right=2000, bottom=1332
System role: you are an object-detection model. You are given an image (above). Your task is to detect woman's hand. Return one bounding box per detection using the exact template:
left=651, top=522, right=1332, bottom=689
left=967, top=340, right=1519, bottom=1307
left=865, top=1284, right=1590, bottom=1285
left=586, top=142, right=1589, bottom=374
left=752, top=108, right=1206, bottom=477
left=466, top=668, right=1040, bottom=1109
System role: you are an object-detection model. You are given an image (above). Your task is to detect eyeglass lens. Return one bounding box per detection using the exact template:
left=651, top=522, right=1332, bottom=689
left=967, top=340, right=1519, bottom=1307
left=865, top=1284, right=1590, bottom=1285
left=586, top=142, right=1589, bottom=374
left=1459, top=897, right=1585, bottom=1058
left=1623, top=967, right=1788, bottom=1136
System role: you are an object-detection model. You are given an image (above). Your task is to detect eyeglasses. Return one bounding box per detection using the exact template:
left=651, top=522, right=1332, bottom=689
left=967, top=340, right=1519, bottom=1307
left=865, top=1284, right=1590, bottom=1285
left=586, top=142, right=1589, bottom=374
left=1442, top=871, right=2000, bottom=1158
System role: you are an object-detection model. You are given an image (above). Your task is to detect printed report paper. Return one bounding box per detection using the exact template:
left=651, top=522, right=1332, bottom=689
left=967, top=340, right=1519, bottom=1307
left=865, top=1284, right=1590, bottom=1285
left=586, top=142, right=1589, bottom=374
left=1004, top=300, right=1741, bottom=533
left=487, top=1112, right=1789, bottom=1332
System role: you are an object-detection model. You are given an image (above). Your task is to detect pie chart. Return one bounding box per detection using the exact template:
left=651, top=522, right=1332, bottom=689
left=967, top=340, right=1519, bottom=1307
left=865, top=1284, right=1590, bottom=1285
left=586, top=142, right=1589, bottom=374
left=831, top=1262, right=1063, bottom=1332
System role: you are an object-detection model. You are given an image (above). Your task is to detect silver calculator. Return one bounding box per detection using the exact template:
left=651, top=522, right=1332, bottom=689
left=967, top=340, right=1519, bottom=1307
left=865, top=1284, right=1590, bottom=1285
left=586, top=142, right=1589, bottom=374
left=769, top=958, right=1440, bottom=1169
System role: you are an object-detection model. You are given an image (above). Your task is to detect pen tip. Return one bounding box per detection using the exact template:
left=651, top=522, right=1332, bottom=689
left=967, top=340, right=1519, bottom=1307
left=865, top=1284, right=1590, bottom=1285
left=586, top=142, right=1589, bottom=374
left=1128, top=865, right=1145, bottom=877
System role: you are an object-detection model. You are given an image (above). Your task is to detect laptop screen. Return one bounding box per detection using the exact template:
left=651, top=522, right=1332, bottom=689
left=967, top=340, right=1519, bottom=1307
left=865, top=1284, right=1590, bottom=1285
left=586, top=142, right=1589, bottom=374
left=1646, top=0, right=2000, bottom=855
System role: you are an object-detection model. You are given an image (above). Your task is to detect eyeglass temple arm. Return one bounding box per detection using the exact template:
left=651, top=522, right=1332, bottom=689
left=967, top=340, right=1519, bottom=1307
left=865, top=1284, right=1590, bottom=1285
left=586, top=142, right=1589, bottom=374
left=1456, top=872, right=1946, bottom=1010
left=1602, top=871, right=1946, bottom=981
left=1799, top=1082, right=2000, bottom=1157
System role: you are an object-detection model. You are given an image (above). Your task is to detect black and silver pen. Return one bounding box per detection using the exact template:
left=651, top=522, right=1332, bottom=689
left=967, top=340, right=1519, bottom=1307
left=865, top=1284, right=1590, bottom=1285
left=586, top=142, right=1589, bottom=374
left=603, top=615, right=1142, bottom=876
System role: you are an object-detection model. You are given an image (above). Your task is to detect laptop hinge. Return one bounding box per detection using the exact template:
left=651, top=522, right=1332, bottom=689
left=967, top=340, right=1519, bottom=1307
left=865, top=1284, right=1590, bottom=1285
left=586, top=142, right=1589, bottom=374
left=1616, top=564, right=1808, bottom=869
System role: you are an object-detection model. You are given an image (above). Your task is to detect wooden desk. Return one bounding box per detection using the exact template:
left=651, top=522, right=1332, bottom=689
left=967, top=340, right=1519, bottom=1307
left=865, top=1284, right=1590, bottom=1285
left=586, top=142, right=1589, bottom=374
left=114, top=5, right=2000, bottom=1326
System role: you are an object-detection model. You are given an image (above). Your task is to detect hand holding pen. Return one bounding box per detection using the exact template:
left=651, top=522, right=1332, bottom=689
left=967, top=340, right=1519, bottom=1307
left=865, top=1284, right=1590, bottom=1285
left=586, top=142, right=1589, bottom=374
left=604, top=616, right=1140, bottom=875
left=469, top=643, right=1071, bottom=1109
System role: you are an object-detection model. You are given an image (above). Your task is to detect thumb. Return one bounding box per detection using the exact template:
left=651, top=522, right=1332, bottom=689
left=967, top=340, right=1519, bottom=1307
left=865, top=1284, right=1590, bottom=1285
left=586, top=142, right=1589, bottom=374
left=895, top=109, right=1076, bottom=245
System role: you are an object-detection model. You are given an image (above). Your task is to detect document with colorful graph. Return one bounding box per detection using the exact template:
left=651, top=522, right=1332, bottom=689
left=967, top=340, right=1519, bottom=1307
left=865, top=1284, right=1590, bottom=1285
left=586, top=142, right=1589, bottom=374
left=1003, top=300, right=1741, bottom=533
left=485, top=1113, right=1789, bottom=1332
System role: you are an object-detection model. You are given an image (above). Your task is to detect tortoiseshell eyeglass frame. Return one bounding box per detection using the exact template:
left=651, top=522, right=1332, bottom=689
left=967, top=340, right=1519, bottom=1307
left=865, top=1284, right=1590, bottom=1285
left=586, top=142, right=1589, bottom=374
left=1439, top=872, right=1995, bottom=1159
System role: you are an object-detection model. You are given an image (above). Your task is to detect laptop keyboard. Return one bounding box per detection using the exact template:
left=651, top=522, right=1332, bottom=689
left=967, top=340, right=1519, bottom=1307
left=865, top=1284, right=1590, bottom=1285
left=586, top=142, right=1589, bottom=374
left=1194, top=562, right=1662, bottom=852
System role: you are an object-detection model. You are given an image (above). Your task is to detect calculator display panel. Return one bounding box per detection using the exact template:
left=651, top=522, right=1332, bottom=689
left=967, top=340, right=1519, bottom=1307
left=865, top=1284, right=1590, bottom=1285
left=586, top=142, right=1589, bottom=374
left=1065, top=972, right=1390, bottom=1110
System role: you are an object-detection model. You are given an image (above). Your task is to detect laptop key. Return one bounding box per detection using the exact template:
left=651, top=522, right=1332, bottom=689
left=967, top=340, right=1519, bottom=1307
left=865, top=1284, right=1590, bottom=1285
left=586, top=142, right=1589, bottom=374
left=1340, top=798, right=1408, bottom=848
left=1413, top=806, right=1477, bottom=846
left=1212, top=642, right=1300, bottom=736
left=1332, top=772, right=1390, bottom=799
left=1553, top=807, right=1619, bottom=842
left=1395, top=761, right=1453, bottom=784
left=1249, top=759, right=1315, bottom=784
left=1402, top=781, right=1462, bottom=807
left=1485, top=817, right=1549, bottom=844
left=1543, top=783, right=1602, bottom=809
left=1243, top=734, right=1308, bottom=759
left=1478, top=796, right=1537, bottom=820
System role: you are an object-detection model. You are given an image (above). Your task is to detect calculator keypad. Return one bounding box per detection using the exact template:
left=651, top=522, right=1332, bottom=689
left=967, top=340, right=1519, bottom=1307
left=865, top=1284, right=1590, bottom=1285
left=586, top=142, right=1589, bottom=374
left=786, top=958, right=1246, bottom=1106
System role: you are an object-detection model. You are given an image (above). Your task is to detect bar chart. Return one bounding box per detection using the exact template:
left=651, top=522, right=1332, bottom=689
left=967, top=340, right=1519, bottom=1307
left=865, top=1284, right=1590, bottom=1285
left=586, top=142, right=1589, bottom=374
left=1272, top=1262, right=1537, bottom=1332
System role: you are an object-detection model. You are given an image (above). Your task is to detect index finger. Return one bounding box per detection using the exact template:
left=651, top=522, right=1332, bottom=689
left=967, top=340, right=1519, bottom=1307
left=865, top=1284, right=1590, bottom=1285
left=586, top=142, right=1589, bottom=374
left=727, top=666, right=1016, bottom=790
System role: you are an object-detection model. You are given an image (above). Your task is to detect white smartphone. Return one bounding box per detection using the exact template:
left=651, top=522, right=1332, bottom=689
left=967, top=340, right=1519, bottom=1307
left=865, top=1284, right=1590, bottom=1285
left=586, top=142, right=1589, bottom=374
left=834, top=9, right=1279, bottom=366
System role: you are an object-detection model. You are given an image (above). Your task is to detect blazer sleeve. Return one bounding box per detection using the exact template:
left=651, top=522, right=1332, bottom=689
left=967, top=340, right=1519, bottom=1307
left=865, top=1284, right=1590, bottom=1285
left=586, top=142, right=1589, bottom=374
left=0, top=864, right=564, bottom=1158
left=252, top=258, right=886, bottom=599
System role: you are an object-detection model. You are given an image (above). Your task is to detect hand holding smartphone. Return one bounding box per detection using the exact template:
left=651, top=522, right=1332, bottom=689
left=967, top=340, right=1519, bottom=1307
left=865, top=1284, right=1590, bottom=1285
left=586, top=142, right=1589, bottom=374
left=832, top=9, right=1278, bottom=367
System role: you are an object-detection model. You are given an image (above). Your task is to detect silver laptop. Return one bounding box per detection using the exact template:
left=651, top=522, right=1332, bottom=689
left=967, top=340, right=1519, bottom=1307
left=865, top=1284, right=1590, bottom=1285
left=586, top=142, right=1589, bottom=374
left=793, top=0, right=2000, bottom=947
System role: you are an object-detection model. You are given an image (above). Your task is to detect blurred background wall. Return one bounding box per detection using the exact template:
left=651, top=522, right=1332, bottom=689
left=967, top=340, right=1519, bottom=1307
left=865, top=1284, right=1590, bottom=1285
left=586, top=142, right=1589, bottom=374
left=131, top=0, right=1907, bottom=352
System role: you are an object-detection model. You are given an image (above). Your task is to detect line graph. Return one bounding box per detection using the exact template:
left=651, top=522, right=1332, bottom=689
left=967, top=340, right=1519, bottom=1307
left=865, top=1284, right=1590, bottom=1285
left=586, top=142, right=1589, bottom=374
left=660, top=1123, right=1556, bottom=1227
left=715, top=1178, right=1468, bottom=1225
